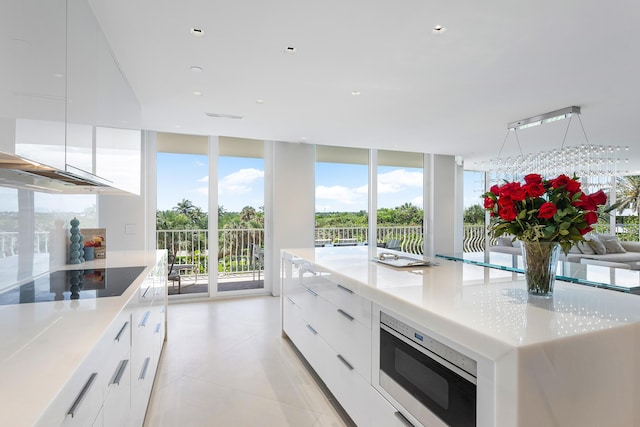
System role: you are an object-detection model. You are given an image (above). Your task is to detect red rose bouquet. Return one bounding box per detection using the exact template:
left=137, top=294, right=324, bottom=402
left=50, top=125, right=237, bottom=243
left=482, top=173, right=607, bottom=253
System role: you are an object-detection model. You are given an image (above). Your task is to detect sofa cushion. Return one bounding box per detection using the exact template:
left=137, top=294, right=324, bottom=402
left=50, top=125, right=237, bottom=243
left=580, top=253, right=640, bottom=263
left=496, top=237, right=513, bottom=247
left=577, top=241, right=595, bottom=254
left=569, top=245, right=582, bottom=254
left=588, top=236, right=607, bottom=255
left=597, top=234, right=626, bottom=254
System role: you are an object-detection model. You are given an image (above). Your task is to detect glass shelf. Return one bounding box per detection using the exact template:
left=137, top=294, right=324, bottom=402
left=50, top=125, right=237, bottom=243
left=436, top=252, right=640, bottom=295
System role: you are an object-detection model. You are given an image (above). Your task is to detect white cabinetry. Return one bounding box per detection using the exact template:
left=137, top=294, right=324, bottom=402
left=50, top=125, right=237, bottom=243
left=1, top=0, right=141, bottom=193
left=35, top=254, right=167, bottom=427
left=66, top=0, right=142, bottom=194
left=0, top=0, right=66, bottom=166
left=283, top=257, right=407, bottom=427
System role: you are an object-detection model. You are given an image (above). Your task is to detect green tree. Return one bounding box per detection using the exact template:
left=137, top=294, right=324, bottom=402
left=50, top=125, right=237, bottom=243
left=615, top=175, right=640, bottom=240
left=464, top=204, right=485, bottom=224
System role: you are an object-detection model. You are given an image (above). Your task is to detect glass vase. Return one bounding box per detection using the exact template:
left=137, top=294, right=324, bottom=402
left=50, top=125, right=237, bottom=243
left=521, top=241, right=561, bottom=297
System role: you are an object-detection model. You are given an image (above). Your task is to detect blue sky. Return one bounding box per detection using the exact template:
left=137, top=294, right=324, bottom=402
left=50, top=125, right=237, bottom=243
left=157, top=153, right=486, bottom=213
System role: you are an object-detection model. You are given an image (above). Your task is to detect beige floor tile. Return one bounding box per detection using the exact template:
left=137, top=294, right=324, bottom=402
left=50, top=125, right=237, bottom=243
left=144, top=296, right=351, bottom=427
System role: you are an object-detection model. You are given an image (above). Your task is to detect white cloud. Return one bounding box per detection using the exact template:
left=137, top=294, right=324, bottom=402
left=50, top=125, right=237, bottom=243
left=316, top=185, right=364, bottom=205
left=219, top=168, right=264, bottom=195
left=197, top=175, right=209, bottom=183
left=378, top=169, right=423, bottom=194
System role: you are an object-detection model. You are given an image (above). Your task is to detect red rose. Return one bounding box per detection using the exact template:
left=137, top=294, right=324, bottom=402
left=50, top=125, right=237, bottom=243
left=524, top=174, right=542, bottom=185
left=590, top=190, right=607, bottom=206
left=498, top=204, right=517, bottom=221
left=490, top=184, right=500, bottom=194
left=498, top=182, right=527, bottom=202
left=565, top=179, right=581, bottom=194
left=579, top=226, right=593, bottom=235
left=583, top=211, right=598, bottom=225
left=573, top=193, right=597, bottom=211
left=523, top=182, right=546, bottom=198
left=551, top=174, right=571, bottom=189
left=498, top=196, right=513, bottom=207
left=538, top=202, right=557, bottom=219
left=484, top=197, right=495, bottom=209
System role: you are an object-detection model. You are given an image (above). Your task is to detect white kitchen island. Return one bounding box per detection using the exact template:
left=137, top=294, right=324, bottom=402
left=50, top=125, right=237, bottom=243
left=281, top=246, right=640, bottom=427
left=0, top=250, right=167, bottom=427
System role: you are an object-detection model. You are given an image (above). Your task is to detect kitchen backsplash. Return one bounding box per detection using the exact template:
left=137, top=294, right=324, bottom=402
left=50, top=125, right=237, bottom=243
left=0, top=183, right=97, bottom=289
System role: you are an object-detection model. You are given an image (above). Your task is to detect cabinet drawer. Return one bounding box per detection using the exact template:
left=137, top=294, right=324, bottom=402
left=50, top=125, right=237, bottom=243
left=322, top=305, right=372, bottom=381
left=312, top=278, right=372, bottom=327
left=320, top=343, right=373, bottom=427
left=369, top=388, right=421, bottom=427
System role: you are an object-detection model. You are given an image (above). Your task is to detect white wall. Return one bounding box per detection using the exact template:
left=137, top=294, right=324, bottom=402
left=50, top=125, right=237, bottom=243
left=265, top=141, right=316, bottom=296
left=97, top=132, right=149, bottom=253
left=425, top=154, right=462, bottom=256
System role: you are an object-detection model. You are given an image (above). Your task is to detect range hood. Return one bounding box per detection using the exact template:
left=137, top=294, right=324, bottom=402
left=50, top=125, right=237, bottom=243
left=0, top=151, right=112, bottom=189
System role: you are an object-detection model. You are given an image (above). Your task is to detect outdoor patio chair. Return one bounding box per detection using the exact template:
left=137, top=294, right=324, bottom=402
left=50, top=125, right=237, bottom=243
left=168, top=253, right=181, bottom=293
left=252, top=244, right=264, bottom=281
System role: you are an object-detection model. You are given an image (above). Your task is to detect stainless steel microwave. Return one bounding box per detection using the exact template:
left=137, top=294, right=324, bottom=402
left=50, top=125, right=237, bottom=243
left=376, top=311, right=477, bottom=427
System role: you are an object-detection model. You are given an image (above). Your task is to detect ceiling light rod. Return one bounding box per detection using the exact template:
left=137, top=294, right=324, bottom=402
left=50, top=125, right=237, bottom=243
left=508, top=106, right=580, bottom=130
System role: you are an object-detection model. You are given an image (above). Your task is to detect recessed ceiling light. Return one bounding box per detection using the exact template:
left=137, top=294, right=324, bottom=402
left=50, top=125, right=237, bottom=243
left=175, top=125, right=182, bottom=129
left=205, top=112, right=244, bottom=120
left=283, top=46, right=297, bottom=55
left=192, top=91, right=202, bottom=96
left=351, top=91, right=361, bottom=96
left=189, top=66, right=203, bottom=72
left=190, top=28, right=205, bottom=37
left=256, top=99, right=264, bottom=104
left=54, top=73, right=64, bottom=78
left=432, top=25, right=447, bottom=34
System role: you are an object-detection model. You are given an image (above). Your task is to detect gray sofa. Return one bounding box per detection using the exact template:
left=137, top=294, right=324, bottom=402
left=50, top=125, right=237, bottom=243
left=489, top=235, right=640, bottom=268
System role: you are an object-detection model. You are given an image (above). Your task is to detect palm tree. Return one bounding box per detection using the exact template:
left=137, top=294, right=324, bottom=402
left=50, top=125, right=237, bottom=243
left=615, top=175, right=640, bottom=240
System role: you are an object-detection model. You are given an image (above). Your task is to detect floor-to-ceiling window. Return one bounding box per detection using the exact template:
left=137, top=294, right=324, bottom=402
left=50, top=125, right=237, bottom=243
left=376, top=150, right=424, bottom=254
left=463, top=169, right=486, bottom=252
left=156, top=133, right=209, bottom=296
left=217, top=155, right=264, bottom=293
left=315, top=146, right=368, bottom=245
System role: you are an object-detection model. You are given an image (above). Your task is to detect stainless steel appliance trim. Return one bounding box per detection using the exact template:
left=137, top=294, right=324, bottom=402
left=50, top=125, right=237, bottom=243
left=380, top=311, right=477, bottom=378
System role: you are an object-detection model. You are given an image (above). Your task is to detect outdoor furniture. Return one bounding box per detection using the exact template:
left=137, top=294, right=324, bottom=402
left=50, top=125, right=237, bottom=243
left=252, top=244, right=264, bottom=281
left=168, top=253, right=182, bottom=293
left=386, top=239, right=402, bottom=250
left=315, top=239, right=332, bottom=247
left=335, top=238, right=357, bottom=246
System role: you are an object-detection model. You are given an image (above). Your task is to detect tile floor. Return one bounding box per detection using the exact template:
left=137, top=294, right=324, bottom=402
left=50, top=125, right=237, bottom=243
left=144, top=295, right=355, bottom=427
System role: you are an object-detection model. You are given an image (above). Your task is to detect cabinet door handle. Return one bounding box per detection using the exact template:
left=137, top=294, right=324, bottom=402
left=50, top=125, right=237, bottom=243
left=110, top=359, right=129, bottom=386
left=306, top=288, right=318, bottom=297
left=394, top=411, right=415, bottom=427
left=139, top=310, right=151, bottom=327
left=337, top=309, right=354, bottom=321
left=114, top=321, right=129, bottom=342
left=139, top=357, right=151, bottom=380
left=336, top=354, right=354, bottom=371
left=336, top=284, right=353, bottom=294
left=142, top=285, right=151, bottom=299
left=67, top=372, right=97, bottom=418
left=306, top=324, right=318, bottom=335
left=154, top=323, right=161, bottom=334
left=286, top=296, right=295, bottom=305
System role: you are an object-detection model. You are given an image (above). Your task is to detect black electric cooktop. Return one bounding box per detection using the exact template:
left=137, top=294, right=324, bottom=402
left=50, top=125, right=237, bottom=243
left=0, top=266, right=146, bottom=305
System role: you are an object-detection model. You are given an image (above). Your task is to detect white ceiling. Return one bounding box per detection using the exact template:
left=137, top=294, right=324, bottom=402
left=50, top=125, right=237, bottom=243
left=89, top=0, right=640, bottom=173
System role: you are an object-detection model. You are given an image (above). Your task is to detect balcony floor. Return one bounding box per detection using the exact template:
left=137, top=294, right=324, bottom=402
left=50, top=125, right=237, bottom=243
left=168, top=274, right=264, bottom=295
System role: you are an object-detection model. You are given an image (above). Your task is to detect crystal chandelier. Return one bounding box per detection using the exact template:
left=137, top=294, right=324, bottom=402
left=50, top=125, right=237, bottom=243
left=485, top=106, right=629, bottom=191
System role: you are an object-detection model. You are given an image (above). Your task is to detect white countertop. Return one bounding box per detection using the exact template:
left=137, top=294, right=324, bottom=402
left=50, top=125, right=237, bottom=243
left=284, top=247, right=640, bottom=426
left=283, top=246, right=640, bottom=360
left=0, top=250, right=161, bottom=427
